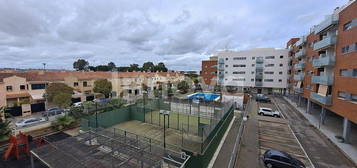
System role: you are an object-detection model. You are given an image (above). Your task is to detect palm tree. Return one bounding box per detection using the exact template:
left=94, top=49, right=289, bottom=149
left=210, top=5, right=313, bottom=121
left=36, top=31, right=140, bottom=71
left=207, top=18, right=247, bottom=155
left=0, top=107, right=11, bottom=142
left=52, top=115, right=76, bottom=131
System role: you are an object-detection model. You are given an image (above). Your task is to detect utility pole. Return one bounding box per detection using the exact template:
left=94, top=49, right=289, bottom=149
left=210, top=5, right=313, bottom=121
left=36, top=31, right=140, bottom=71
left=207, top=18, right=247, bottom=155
left=42, top=63, right=46, bottom=71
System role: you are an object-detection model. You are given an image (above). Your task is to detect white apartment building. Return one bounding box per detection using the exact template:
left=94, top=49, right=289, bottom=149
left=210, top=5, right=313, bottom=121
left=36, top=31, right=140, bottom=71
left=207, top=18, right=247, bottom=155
left=217, top=48, right=288, bottom=94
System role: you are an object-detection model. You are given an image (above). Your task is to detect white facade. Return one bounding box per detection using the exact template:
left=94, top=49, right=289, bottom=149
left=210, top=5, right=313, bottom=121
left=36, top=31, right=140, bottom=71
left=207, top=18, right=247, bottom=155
left=217, top=48, right=288, bottom=89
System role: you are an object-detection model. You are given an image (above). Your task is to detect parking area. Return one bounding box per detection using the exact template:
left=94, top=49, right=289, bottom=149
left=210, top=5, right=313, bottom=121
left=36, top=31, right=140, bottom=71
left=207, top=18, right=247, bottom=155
left=256, top=102, right=313, bottom=168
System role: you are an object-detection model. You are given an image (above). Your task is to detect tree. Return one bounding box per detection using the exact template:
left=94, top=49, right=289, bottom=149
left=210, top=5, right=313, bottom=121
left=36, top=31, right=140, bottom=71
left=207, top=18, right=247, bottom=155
left=108, top=62, right=116, bottom=71
left=53, top=93, right=72, bottom=108
left=142, top=83, right=148, bottom=92
left=128, top=64, right=140, bottom=72
left=95, top=65, right=110, bottom=72
left=155, top=62, right=168, bottom=72
left=52, top=115, right=76, bottom=131
left=117, top=66, right=130, bottom=72
left=0, top=120, right=11, bottom=142
left=93, top=79, right=112, bottom=98
left=73, top=59, right=89, bottom=71
left=46, top=83, right=73, bottom=104
left=142, top=62, right=155, bottom=72
left=177, top=81, right=189, bottom=94
left=167, top=82, right=174, bottom=97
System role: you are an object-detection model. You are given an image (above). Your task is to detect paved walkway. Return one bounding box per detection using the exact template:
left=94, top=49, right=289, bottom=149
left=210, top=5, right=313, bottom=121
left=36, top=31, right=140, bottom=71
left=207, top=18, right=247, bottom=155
left=212, top=112, right=242, bottom=168
left=235, top=99, right=263, bottom=168
left=282, top=97, right=357, bottom=167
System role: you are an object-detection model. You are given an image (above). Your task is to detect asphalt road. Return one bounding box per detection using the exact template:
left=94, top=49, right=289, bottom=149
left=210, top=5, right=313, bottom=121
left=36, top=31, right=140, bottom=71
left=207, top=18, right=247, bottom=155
left=273, top=97, right=355, bottom=168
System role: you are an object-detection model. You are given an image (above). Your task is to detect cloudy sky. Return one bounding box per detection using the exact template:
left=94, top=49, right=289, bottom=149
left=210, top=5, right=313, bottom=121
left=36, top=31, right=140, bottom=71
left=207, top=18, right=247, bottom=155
left=0, top=0, right=348, bottom=71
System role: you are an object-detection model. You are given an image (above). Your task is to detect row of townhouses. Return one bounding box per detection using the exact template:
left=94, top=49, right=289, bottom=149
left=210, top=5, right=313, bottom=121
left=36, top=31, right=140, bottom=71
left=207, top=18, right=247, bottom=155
left=202, top=48, right=289, bottom=94
left=0, top=70, right=185, bottom=109
left=287, top=1, right=356, bottom=143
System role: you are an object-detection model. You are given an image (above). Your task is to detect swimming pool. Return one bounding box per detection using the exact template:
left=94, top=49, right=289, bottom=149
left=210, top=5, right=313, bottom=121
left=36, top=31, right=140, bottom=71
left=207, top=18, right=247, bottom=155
left=187, top=93, right=220, bottom=101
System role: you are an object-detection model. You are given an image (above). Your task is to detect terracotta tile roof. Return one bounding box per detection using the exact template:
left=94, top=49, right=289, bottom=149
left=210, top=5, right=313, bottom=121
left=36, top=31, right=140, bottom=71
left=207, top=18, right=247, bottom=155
left=6, top=92, right=30, bottom=99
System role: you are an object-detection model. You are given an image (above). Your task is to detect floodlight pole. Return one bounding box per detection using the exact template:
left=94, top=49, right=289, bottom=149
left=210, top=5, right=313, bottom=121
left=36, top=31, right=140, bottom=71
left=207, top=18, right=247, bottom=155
left=95, top=102, right=98, bottom=128
left=164, top=113, right=166, bottom=149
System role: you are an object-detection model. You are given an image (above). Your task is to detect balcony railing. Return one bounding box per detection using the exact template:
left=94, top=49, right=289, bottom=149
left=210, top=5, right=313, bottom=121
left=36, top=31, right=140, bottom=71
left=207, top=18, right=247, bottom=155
left=255, top=81, right=263, bottom=86
left=294, top=87, right=303, bottom=93
left=256, top=64, right=264, bottom=70
left=255, top=73, right=263, bottom=79
left=314, top=14, right=338, bottom=34
left=218, top=65, right=224, bottom=70
left=294, top=73, right=304, bottom=81
left=218, top=59, right=224, bottom=64
left=256, top=57, right=264, bottom=63
left=295, top=36, right=306, bottom=46
left=311, top=75, right=334, bottom=85
left=288, top=57, right=292, bottom=62
left=218, top=73, right=224, bottom=78
left=295, top=48, right=306, bottom=58
left=310, top=92, right=332, bottom=106
left=288, top=66, right=292, bottom=70
left=312, top=54, right=335, bottom=67
left=313, top=34, right=337, bottom=51
left=294, top=61, right=305, bottom=70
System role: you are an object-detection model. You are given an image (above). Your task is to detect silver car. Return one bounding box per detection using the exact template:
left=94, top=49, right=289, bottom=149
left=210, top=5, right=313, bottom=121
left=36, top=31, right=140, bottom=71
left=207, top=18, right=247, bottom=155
left=15, top=117, right=46, bottom=127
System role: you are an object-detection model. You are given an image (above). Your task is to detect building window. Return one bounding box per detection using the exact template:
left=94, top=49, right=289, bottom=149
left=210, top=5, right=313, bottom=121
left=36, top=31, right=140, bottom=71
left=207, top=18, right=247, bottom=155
left=83, top=81, right=88, bottom=87
left=351, top=94, right=357, bottom=103
left=74, top=82, right=79, bottom=87
left=135, top=89, right=139, bottom=95
left=251, top=71, right=255, bottom=74
left=279, top=72, right=283, bottom=75
left=343, top=21, right=352, bottom=31
left=278, top=79, right=282, bottom=82
left=233, top=71, right=245, bottom=74
left=6, top=86, right=12, bottom=91
left=265, top=56, right=275, bottom=59
left=353, top=69, right=357, bottom=77
left=264, top=71, right=274, bottom=74
left=251, top=79, right=254, bottom=81
left=280, top=55, right=284, bottom=59
left=279, top=64, right=283, bottom=67
left=252, top=57, right=255, bottom=60
left=265, top=64, right=274, bottom=67
left=225, top=58, right=228, bottom=60
left=233, top=57, right=246, bottom=60
left=264, top=79, right=274, bottom=82
left=225, top=65, right=228, bottom=67
left=233, top=64, right=246, bottom=67
left=252, top=64, right=255, bottom=67
left=340, top=69, right=349, bottom=77
left=128, top=89, right=132, bottom=94
left=225, top=71, right=228, bottom=74
left=20, top=85, right=26, bottom=90
left=31, top=83, right=46, bottom=90
left=338, top=91, right=349, bottom=100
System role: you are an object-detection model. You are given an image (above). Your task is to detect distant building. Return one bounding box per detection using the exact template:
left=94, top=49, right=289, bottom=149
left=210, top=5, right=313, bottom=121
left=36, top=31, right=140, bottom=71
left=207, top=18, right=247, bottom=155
left=201, top=56, right=218, bottom=89
left=216, top=48, right=288, bottom=94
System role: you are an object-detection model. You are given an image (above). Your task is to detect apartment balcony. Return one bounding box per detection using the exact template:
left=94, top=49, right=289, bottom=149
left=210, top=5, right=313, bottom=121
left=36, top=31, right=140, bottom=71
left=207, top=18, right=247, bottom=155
left=294, top=87, right=303, bottom=93
left=295, top=36, right=306, bottom=46
left=313, top=34, right=337, bottom=51
left=218, top=65, right=224, bottom=70
left=294, top=73, right=304, bottom=81
left=294, top=61, right=305, bottom=70
left=256, top=57, right=264, bottom=63
left=218, top=59, right=224, bottom=64
left=314, top=14, right=338, bottom=34
left=311, top=75, right=334, bottom=85
left=255, top=73, right=263, bottom=79
left=255, top=81, right=263, bottom=86
left=288, top=65, right=292, bottom=71
left=288, top=57, right=292, bottom=62
left=312, top=54, right=335, bottom=67
left=218, top=73, right=224, bottom=79
left=295, top=48, right=306, bottom=59
left=310, top=92, right=332, bottom=106
left=256, top=64, right=264, bottom=70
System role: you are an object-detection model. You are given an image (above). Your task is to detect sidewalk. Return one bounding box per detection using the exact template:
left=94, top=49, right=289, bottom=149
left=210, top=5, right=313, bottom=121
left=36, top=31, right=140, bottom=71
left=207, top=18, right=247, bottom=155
left=235, top=99, right=262, bottom=168
left=283, top=97, right=357, bottom=165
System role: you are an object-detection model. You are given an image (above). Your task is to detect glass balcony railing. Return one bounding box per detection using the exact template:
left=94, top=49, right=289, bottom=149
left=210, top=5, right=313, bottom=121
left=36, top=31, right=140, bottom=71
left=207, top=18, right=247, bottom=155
left=218, top=73, right=224, bottom=78
left=310, top=92, right=332, bottom=106
left=295, top=48, right=306, bottom=58
left=313, top=35, right=337, bottom=51
left=312, top=54, right=335, bottom=67
left=218, top=65, right=224, bottom=70
left=288, top=65, right=292, bottom=70
left=256, top=64, right=264, bottom=70
left=294, top=61, right=305, bottom=70
left=255, top=73, right=263, bottom=79
left=294, top=87, right=303, bottom=93
left=255, top=81, right=263, bottom=86
left=295, top=36, right=306, bottom=46
left=294, top=73, right=304, bottom=81
left=314, top=14, right=338, bottom=34
left=288, top=57, right=292, bottom=62
left=311, top=75, right=334, bottom=85
left=256, top=58, right=264, bottom=63
left=218, top=59, right=224, bottom=64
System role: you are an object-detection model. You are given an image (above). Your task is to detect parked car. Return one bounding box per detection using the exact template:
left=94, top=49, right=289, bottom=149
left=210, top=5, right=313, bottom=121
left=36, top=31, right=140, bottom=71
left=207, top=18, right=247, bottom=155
left=256, top=94, right=271, bottom=103
left=15, top=117, right=46, bottom=127
left=42, top=107, right=64, bottom=117
left=73, top=102, right=82, bottom=107
left=262, top=149, right=305, bottom=168
left=258, top=107, right=281, bottom=117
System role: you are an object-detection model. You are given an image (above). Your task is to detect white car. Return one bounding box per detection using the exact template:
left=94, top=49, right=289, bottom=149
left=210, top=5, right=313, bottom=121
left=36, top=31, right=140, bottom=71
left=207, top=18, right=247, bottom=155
left=258, top=107, right=281, bottom=117
left=73, top=102, right=82, bottom=106
left=15, top=117, right=46, bottom=127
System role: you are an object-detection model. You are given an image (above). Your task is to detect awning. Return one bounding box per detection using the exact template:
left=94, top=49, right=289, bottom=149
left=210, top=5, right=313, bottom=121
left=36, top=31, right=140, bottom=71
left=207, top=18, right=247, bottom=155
left=6, top=92, right=30, bottom=99
left=318, top=85, right=328, bottom=96
left=28, top=90, right=45, bottom=100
